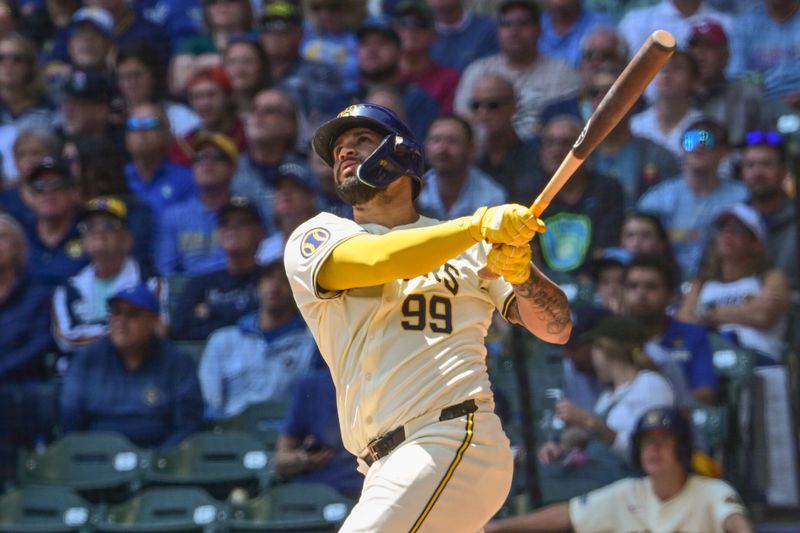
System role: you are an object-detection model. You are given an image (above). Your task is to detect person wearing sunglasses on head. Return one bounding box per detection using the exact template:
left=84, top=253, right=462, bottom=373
left=739, top=130, right=797, bottom=294
left=638, top=117, right=748, bottom=279
left=154, top=132, right=239, bottom=276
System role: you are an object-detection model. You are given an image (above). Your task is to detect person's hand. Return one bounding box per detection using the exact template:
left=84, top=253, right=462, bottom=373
left=297, top=436, right=334, bottom=472
left=485, top=244, right=532, bottom=284
left=193, top=303, right=210, bottom=319
left=469, top=204, right=546, bottom=246
left=537, top=441, right=563, bottom=464
left=555, top=399, right=594, bottom=429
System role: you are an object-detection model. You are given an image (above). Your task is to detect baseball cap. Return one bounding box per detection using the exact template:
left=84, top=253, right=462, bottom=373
left=587, top=247, right=633, bottom=280
left=256, top=237, right=284, bottom=268
left=276, top=162, right=318, bottom=193
left=688, top=20, right=727, bottom=47
left=498, top=0, right=541, bottom=18
left=260, top=0, right=303, bottom=29
left=62, top=69, right=113, bottom=103
left=578, top=314, right=648, bottom=345
left=186, top=67, right=233, bottom=94
left=565, top=306, right=612, bottom=347
left=713, top=204, right=766, bottom=242
left=392, top=0, right=434, bottom=27
left=78, top=196, right=128, bottom=224
left=70, top=7, right=114, bottom=38
left=218, top=196, right=262, bottom=226
left=357, top=16, right=401, bottom=45
left=191, top=131, right=239, bottom=163
left=27, top=157, right=72, bottom=184
left=109, top=283, right=159, bottom=314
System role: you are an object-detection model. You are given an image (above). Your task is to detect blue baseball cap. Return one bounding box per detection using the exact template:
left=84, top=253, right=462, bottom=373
left=276, top=162, right=319, bottom=193
left=109, top=284, right=159, bottom=314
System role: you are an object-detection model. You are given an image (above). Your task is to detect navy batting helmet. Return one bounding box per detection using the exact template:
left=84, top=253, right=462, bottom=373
left=631, top=406, right=693, bottom=472
left=312, top=104, right=424, bottom=192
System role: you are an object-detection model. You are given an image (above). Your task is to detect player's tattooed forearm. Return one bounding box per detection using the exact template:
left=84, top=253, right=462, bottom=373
left=513, top=269, right=571, bottom=334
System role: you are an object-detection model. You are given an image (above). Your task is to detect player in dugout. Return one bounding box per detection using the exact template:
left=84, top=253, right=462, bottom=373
left=486, top=406, right=753, bottom=533
left=284, top=103, right=572, bottom=531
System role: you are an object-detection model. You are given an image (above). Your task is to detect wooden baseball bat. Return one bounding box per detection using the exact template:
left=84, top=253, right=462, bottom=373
left=530, top=30, right=676, bottom=216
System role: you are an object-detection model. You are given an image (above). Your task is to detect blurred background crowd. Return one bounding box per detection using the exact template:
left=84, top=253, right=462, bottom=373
left=0, top=0, right=799, bottom=529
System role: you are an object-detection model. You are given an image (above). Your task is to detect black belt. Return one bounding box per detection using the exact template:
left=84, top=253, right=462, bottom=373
left=362, top=399, right=478, bottom=466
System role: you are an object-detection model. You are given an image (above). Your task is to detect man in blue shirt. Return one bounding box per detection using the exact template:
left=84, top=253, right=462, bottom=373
left=621, top=254, right=718, bottom=405
left=428, top=0, right=499, bottom=71
left=124, top=103, right=196, bottom=219
left=155, top=132, right=238, bottom=276
left=538, top=0, right=615, bottom=67
left=59, top=284, right=203, bottom=448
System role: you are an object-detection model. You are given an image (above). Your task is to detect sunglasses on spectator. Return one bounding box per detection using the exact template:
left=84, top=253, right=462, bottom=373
left=587, top=85, right=613, bottom=99
left=29, top=177, right=72, bottom=194
left=582, top=49, right=615, bottom=61
left=78, top=218, right=124, bottom=234
left=713, top=219, right=749, bottom=236
left=743, top=130, right=783, bottom=147
left=309, top=2, right=341, bottom=12
left=126, top=116, right=162, bottom=132
left=682, top=129, right=717, bottom=152
left=498, top=16, right=536, bottom=28
left=0, top=52, right=25, bottom=64
left=193, top=150, right=230, bottom=163
left=220, top=215, right=259, bottom=228
left=469, top=99, right=506, bottom=111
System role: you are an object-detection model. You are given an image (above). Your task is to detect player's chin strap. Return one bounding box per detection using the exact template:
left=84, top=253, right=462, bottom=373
left=356, top=134, right=424, bottom=191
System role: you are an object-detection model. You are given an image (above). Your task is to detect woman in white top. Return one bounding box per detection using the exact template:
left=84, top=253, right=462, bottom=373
left=539, top=315, right=675, bottom=465
left=678, top=204, right=790, bottom=363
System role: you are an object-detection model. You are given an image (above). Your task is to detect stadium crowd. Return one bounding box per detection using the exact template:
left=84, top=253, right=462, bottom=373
left=0, top=0, right=798, bottom=528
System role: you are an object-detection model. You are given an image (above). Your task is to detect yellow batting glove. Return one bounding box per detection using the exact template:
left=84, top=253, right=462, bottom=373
left=485, top=243, right=532, bottom=285
left=469, top=204, right=546, bottom=246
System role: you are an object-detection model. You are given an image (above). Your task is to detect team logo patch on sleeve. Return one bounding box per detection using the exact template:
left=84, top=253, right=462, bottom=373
left=301, top=228, right=331, bottom=258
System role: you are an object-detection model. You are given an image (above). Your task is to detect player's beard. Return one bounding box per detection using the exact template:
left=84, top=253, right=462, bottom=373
left=336, top=172, right=382, bottom=206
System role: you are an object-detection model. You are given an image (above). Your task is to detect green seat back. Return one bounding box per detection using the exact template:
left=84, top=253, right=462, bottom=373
left=96, top=487, right=221, bottom=533
left=19, top=432, right=146, bottom=502
left=0, top=486, right=92, bottom=533
left=214, top=401, right=288, bottom=451
left=708, top=332, right=755, bottom=385
left=690, top=402, right=728, bottom=452
left=173, top=341, right=207, bottom=365
left=227, top=483, right=351, bottom=532
left=146, top=432, right=269, bottom=499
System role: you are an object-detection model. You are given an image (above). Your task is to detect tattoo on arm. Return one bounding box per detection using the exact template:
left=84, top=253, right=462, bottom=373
left=508, top=267, right=571, bottom=335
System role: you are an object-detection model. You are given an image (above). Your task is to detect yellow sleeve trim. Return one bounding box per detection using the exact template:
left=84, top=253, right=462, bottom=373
left=502, top=293, right=517, bottom=321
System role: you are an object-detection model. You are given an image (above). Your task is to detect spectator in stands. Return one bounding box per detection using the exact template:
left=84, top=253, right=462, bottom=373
left=538, top=315, right=675, bottom=467
left=155, top=132, right=237, bottom=276
left=0, top=33, right=55, bottom=181
left=561, top=305, right=611, bottom=411
left=630, top=51, right=704, bottom=157
left=586, top=248, right=631, bottom=312
left=58, top=69, right=121, bottom=147
left=170, top=196, right=263, bottom=341
left=52, top=197, right=160, bottom=354
left=427, top=0, right=499, bottom=71
left=134, top=0, right=202, bottom=48
left=300, top=0, right=364, bottom=92
left=576, top=26, right=627, bottom=84
left=623, top=254, right=718, bottom=404
left=170, top=0, right=253, bottom=96
left=468, top=74, right=541, bottom=204
left=352, top=18, right=440, bottom=143
left=60, top=283, right=203, bottom=448
left=417, top=114, right=506, bottom=219
left=688, top=20, right=766, bottom=147
left=124, top=103, right=196, bottom=219
left=587, top=63, right=681, bottom=207
left=223, top=33, right=271, bottom=118
left=728, top=0, right=800, bottom=105
left=454, top=0, right=581, bottom=140
left=538, top=0, right=614, bottom=67
left=619, top=0, right=731, bottom=54
left=392, top=0, right=459, bottom=114
left=534, top=115, right=624, bottom=274
left=65, top=7, right=116, bottom=73
left=740, top=131, right=797, bottom=293
left=619, top=211, right=675, bottom=261
left=20, top=157, right=87, bottom=285
left=257, top=1, right=346, bottom=122
left=115, top=42, right=201, bottom=139
left=258, top=162, right=320, bottom=256
left=487, top=407, right=753, bottom=533
left=638, top=118, right=748, bottom=278
left=2, top=128, right=57, bottom=225
left=274, top=366, right=364, bottom=499
left=232, top=87, right=304, bottom=231
left=199, top=242, right=319, bottom=419
left=678, top=204, right=791, bottom=364
left=183, top=67, right=247, bottom=159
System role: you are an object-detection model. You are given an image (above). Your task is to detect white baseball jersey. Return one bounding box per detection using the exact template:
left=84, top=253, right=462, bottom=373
left=284, top=212, right=515, bottom=455
left=569, top=475, right=747, bottom=533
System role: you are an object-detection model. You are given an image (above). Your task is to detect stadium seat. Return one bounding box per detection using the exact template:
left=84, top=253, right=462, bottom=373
left=94, top=487, right=222, bottom=533
left=225, top=483, right=351, bottom=532
left=709, top=332, right=756, bottom=391
left=18, top=432, right=148, bottom=503
left=145, top=431, right=270, bottom=500
left=690, top=401, right=728, bottom=453
left=173, top=341, right=207, bottom=364
left=166, top=274, right=189, bottom=323
left=212, top=400, right=288, bottom=451
left=0, top=485, right=93, bottom=533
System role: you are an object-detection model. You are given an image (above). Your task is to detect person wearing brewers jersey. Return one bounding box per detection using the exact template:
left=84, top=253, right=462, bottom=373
left=485, top=406, right=753, bottom=533
left=284, top=103, right=572, bottom=532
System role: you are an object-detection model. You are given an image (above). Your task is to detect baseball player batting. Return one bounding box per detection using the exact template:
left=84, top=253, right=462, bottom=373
left=284, top=104, right=572, bottom=532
